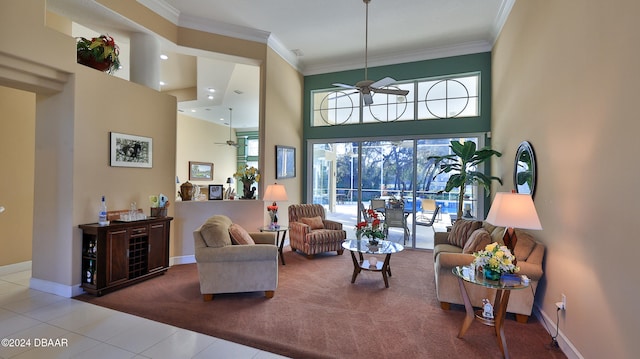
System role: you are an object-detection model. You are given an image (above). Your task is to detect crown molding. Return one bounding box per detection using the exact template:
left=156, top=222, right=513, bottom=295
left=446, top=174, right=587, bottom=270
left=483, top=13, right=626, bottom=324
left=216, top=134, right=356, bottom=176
left=491, top=0, right=516, bottom=44
left=302, top=40, right=493, bottom=76
left=267, top=34, right=302, bottom=73
left=179, top=13, right=270, bottom=44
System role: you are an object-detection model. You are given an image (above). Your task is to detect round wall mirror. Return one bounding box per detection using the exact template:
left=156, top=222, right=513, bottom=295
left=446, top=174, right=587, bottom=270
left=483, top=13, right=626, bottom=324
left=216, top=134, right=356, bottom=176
left=514, top=141, right=536, bottom=197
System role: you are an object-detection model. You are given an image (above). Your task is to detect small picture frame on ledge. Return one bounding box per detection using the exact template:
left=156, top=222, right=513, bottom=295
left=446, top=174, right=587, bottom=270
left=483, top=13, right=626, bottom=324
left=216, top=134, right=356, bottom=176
left=208, top=184, right=224, bottom=200
left=189, top=161, right=213, bottom=181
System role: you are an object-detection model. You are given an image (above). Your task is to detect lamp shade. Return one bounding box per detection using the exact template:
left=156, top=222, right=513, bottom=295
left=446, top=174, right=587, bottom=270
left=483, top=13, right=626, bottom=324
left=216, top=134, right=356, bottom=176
left=263, top=183, right=288, bottom=202
left=485, top=192, right=542, bottom=230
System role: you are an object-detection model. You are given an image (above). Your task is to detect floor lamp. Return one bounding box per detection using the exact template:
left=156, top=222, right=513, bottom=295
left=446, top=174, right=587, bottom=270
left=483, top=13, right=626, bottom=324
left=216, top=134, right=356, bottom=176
left=264, top=183, right=288, bottom=229
left=485, top=192, right=542, bottom=256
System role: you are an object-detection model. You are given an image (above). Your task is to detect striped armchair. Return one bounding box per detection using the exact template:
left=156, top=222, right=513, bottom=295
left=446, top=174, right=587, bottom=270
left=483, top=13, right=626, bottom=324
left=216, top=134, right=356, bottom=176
left=288, top=204, right=346, bottom=259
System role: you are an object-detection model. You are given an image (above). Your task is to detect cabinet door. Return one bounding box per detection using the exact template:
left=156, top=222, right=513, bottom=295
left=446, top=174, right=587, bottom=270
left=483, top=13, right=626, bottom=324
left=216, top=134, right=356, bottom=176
left=148, top=222, right=168, bottom=272
left=106, top=229, right=129, bottom=286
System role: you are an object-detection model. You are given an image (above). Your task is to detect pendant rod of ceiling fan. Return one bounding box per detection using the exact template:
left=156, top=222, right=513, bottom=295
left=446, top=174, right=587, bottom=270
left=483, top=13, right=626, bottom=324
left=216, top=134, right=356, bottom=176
left=228, top=107, right=232, bottom=140
left=364, top=0, right=369, bottom=81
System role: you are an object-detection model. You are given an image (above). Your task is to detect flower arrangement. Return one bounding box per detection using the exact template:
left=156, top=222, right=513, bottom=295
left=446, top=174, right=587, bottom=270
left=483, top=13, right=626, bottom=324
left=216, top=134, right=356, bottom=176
left=471, top=242, right=519, bottom=280
left=355, top=209, right=385, bottom=244
left=234, top=165, right=260, bottom=199
left=76, top=34, right=121, bottom=74
left=267, top=203, right=279, bottom=227
left=234, top=165, right=260, bottom=184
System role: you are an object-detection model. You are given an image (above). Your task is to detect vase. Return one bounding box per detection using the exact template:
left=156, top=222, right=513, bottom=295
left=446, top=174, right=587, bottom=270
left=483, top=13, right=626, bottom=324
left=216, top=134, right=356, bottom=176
left=242, top=181, right=256, bottom=199
left=483, top=267, right=501, bottom=281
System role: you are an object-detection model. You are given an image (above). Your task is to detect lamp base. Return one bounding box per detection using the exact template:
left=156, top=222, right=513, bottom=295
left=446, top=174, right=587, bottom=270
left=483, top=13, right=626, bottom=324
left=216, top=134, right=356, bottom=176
left=502, top=227, right=518, bottom=264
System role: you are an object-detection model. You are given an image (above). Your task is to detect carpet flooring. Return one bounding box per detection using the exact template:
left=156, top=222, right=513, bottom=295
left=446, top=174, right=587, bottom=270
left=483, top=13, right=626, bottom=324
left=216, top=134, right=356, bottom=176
left=75, top=248, right=566, bottom=359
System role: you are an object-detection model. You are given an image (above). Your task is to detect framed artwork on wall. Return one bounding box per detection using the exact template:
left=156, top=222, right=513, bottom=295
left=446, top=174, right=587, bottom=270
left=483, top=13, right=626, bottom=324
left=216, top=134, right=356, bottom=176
left=276, top=145, right=296, bottom=179
left=189, top=161, right=213, bottom=181
left=208, top=184, right=224, bottom=200
left=110, top=132, right=153, bottom=168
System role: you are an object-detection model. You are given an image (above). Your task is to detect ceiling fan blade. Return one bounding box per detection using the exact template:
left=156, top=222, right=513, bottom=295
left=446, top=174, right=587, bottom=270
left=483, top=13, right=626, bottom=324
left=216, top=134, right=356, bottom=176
left=370, top=77, right=396, bottom=88
left=372, top=88, right=410, bottom=96
left=332, top=83, right=357, bottom=89
left=363, top=93, right=374, bottom=106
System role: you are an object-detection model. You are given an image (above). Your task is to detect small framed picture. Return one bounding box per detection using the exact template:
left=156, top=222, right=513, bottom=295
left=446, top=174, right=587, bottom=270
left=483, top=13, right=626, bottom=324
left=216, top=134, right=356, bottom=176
left=208, top=184, right=224, bottom=200
left=189, top=161, right=213, bottom=181
left=276, top=145, right=296, bottom=179
left=110, top=132, right=153, bottom=168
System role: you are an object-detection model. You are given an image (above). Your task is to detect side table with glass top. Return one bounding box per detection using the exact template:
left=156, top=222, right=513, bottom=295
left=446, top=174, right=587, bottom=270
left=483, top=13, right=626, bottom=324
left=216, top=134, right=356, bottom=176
left=342, top=239, right=404, bottom=288
left=452, top=266, right=529, bottom=359
left=259, top=226, right=288, bottom=265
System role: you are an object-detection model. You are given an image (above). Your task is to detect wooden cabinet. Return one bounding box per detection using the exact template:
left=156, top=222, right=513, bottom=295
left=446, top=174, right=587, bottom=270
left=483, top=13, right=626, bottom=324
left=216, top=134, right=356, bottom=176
left=79, top=217, right=172, bottom=296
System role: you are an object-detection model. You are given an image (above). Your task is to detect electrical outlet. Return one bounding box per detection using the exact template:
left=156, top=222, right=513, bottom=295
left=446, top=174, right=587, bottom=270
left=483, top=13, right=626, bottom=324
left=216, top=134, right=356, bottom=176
left=556, top=294, right=567, bottom=310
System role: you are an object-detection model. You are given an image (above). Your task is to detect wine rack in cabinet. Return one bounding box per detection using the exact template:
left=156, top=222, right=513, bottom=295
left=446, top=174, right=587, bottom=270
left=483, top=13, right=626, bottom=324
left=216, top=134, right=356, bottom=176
left=79, top=217, right=172, bottom=296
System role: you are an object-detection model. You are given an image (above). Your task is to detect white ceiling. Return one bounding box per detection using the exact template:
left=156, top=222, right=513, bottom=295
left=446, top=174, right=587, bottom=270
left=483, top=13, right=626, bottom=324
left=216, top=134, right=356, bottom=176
left=47, top=0, right=513, bottom=129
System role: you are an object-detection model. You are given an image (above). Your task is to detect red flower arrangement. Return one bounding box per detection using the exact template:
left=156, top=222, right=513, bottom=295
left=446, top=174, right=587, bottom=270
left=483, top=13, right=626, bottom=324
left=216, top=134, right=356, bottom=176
left=355, top=209, right=385, bottom=243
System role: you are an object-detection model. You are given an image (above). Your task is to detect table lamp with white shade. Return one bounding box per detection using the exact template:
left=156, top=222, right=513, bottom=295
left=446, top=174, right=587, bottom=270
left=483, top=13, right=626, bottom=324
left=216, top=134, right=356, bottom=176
left=485, top=191, right=542, bottom=255
left=263, top=183, right=288, bottom=228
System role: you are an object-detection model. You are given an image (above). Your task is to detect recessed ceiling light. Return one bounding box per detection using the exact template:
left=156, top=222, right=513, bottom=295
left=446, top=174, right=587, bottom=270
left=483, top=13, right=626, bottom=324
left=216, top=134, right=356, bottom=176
left=159, top=81, right=166, bottom=86
left=191, top=109, right=196, bottom=113
left=208, top=88, right=215, bottom=93
left=207, top=95, right=214, bottom=100
left=160, top=54, right=168, bottom=60
left=219, top=117, right=225, bottom=121
left=233, top=89, right=243, bottom=95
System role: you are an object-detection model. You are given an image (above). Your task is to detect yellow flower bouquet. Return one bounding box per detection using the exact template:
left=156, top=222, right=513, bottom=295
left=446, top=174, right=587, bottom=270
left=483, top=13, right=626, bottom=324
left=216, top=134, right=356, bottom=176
left=471, top=242, right=519, bottom=280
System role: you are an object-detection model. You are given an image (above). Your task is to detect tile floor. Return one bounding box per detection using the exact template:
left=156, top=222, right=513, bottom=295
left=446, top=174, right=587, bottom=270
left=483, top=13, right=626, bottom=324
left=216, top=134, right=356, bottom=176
left=0, top=269, right=288, bottom=359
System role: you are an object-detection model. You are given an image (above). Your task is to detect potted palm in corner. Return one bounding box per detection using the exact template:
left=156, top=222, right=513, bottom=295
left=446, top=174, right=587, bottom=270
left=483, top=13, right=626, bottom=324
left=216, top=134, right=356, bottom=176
left=76, top=34, right=121, bottom=74
left=428, top=140, right=502, bottom=220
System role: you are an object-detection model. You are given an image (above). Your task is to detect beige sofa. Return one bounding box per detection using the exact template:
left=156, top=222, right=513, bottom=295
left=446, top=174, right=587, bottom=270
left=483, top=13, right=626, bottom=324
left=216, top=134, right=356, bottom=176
left=433, top=219, right=544, bottom=323
left=193, top=215, right=278, bottom=301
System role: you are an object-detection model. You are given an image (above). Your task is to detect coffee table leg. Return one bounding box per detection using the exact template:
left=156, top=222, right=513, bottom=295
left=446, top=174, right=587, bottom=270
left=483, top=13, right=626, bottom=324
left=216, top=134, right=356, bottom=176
left=381, top=254, right=392, bottom=288
left=456, top=277, right=475, bottom=338
left=349, top=251, right=361, bottom=283
left=494, top=289, right=511, bottom=358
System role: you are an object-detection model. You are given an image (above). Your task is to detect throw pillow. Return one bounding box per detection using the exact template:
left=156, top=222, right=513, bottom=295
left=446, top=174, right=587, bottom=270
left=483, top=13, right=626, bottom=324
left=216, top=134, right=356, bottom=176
left=300, top=216, right=324, bottom=229
left=513, top=229, right=536, bottom=261
left=199, top=216, right=233, bottom=248
left=229, top=223, right=255, bottom=245
left=447, top=219, right=483, bottom=248
left=462, top=228, right=492, bottom=254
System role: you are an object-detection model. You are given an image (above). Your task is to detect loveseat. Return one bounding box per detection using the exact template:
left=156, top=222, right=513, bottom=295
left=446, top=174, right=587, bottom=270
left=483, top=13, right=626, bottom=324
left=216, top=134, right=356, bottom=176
left=288, top=204, right=346, bottom=258
left=193, top=215, right=278, bottom=301
left=433, top=219, right=544, bottom=323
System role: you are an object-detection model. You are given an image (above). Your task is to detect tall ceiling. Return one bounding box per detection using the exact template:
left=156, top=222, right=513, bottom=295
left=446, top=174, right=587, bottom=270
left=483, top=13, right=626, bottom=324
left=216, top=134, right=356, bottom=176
left=47, top=0, right=513, bottom=129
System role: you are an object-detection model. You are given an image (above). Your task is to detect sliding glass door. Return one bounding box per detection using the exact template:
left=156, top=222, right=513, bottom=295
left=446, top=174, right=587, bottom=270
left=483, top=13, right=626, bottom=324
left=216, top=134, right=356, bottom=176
left=309, top=136, right=482, bottom=250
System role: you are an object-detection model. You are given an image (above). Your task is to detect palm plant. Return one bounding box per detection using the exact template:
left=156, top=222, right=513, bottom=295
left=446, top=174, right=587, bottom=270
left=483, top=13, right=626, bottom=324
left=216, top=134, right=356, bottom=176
left=428, top=141, right=502, bottom=219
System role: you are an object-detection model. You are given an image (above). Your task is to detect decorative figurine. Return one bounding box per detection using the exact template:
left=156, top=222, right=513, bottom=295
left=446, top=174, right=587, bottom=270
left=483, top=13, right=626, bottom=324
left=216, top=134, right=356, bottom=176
left=482, top=298, right=494, bottom=319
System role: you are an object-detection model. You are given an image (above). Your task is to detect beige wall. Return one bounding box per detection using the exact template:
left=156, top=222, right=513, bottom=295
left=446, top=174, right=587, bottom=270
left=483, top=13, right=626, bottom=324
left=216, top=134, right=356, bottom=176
left=0, top=86, right=35, bottom=266
left=262, top=47, right=304, bottom=222
left=492, top=1, right=640, bottom=357
left=0, top=0, right=304, bottom=293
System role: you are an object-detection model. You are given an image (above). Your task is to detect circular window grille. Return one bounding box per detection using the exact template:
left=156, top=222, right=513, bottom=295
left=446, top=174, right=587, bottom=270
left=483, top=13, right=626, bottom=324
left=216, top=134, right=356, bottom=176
left=425, top=79, right=469, bottom=119
left=369, top=87, right=408, bottom=122
left=319, top=91, right=355, bottom=125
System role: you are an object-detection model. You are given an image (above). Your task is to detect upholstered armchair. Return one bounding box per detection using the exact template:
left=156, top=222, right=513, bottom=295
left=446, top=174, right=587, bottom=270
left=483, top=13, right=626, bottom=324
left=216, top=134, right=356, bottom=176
left=193, top=215, right=278, bottom=301
left=288, top=204, right=346, bottom=259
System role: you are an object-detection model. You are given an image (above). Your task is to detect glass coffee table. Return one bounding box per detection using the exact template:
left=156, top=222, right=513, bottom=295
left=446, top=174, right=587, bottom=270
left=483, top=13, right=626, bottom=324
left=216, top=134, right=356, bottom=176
left=453, top=266, right=529, bottom=358
left=341, top=239, right=404, bottom=288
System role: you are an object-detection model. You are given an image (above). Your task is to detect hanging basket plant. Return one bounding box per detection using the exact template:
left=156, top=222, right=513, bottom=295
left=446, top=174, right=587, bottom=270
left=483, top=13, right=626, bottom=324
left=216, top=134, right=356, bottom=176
left=76, top=34, right=121, bottom=74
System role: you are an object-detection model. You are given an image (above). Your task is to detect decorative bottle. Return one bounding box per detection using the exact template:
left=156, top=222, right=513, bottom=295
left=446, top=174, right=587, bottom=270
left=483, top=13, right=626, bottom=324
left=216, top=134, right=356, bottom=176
left=86, top=260, right=93, bottom=284
left=98, top=196, right=108, bottom=225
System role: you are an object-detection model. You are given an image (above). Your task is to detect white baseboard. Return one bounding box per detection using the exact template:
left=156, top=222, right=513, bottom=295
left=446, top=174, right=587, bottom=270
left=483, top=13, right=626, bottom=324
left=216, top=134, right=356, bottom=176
left=29, top=277, right=83, bottom=298
left=0, top=260, right=32, bottom=276
left=170, top=255, right=195, bottom=266
left=534, top=304, right=584, bottom=359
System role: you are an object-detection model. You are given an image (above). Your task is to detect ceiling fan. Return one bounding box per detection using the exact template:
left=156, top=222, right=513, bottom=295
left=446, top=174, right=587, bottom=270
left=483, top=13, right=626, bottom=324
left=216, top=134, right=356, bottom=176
left=332, top=0, right=409, bottom=106
left=215, top=108, right=238, bottom=147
